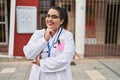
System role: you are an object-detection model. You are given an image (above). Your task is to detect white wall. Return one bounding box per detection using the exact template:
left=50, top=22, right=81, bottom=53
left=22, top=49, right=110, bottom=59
left=75, top=0, right=86, bottom=56
left=8, top=0, right=16, bottom=56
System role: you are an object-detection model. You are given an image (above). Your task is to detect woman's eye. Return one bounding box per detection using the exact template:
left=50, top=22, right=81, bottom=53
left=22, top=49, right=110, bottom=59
left=46, top=14, right=60, bottom=19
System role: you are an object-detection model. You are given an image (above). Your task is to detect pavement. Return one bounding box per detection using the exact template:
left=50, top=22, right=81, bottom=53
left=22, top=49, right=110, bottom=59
left=0, top=57, right=120, bottom=80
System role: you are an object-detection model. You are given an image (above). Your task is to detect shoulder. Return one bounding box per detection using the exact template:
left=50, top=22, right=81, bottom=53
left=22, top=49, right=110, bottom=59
left=61, top=29, right=74, bottom=46
left=62, top=29, right=73, bottom=37
left=60, top=29, right=74, bottom=41
left=34, top=29, right=45, bottom=34
left=31, top=29, right=45, bottom=38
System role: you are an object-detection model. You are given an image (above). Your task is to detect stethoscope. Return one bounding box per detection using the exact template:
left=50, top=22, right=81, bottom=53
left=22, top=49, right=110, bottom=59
left=53, top=28, right=62, bottom=48
left=47, top=27, right=63, bottom=57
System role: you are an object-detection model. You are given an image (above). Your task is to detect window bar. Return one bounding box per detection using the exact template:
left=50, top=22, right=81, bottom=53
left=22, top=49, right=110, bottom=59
left=106, top=0, right=109, bottom=44
left=92, top=0, right=95, bottom=55
left=100, top=0, right=104, bottom=56
left=95, top=0, right=98, bottom=55
left=114, top=0, right=118, bottom=55
left=112, top=2, right=116, bottom=55
left=112, top=1, right=116, bottom=55
left=87, top=0, right=90, bottom=40
left=0, top=0, right=1, bottom=42
left=104, top=0, right=107, bottom=55
left=97, top=0, right=100, bottom=55
left=85, top=0, right=88, bottom=42
left=115, top=1, right=118, bottom=55
left=98, top=0, right=102, bottom=56
left=0, top=0, right=4, bottom=42
left=108, top=0, right=111, bottom=44
left=98, top=0, right=101, bottom=55
left=101, top=0, right=104, bottom=17
left=5, top=0, right=8, bottom=43
left=97, top=0, right=100, bottom=20
left=92, top=0, right=96, bottom=54
left=86, top=0, right=89, bottom=42
left=96, top=0, right=99, bottom=45
left=111, top=1, right=114, bottom=43
left=108, top=0, right=111, bottom=55
left=94, top=0, right=97, bottom=18
left=106, top=0, right=108, bottom=44
left=106, top=0, right=110, bottom=55
left=110, top=0, right=114, bottom=54
left=109, top=1, right=113, bottom=55
left=117, top=1, right=120, bottom=55
left=91, top=0, right=94, bottom=55
left=102, top=0, right=105, bottom=55
left=102, top=0, right=105, bottom=56
left=65, top=0, right=68, bottom=10
left=111, top=0, right=115, bottom=55
left=114, top=1, right=119, bottom=55
left=55, top=0, right=59, bottom=7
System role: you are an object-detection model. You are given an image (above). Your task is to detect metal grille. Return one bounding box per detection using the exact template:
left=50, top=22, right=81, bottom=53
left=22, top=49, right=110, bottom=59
left=39, top=0, right=51, bottom=29
left=85, top=0, right=120, bottom=57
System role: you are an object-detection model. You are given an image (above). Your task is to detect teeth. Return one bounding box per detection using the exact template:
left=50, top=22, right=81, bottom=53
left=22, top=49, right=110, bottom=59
left=48, top=22, right=53, bottom=25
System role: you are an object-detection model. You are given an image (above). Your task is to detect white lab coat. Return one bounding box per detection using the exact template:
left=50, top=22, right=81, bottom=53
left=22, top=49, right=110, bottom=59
left=23, top=28, right=75, bottom=80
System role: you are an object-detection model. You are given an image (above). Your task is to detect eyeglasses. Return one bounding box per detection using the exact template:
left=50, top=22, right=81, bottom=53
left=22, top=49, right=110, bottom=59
left=46, top=14, right=61, bottom=19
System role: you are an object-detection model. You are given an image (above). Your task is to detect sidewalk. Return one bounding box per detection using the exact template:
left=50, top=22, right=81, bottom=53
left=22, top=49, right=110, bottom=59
left=0, top=57, right=120, bottom=80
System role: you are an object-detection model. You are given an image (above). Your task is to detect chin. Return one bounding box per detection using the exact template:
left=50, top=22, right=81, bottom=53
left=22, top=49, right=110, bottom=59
left=48, top=26, right=54, bottom=29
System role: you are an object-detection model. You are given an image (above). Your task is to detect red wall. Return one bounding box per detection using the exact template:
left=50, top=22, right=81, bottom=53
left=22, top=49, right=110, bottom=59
left=14, top=0, right=39, bottom=56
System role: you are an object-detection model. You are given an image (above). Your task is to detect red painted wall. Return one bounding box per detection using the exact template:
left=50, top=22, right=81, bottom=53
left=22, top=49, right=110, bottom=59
left=14, top=0, right=39, bottom=56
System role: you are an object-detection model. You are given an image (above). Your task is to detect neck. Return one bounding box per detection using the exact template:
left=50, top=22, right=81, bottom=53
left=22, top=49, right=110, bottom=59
left=52, top=27, right=61, bottom=36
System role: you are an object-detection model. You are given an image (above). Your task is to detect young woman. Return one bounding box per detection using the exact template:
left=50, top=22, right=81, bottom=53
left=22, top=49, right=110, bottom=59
left=23, top=6, right=75, bottom=80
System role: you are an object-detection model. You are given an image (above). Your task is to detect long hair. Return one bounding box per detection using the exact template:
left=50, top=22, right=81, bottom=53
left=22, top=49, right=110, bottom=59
left=50, top=6, right=68, bottom=29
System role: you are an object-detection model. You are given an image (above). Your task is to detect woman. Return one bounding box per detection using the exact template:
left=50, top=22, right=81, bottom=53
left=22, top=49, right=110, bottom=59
left=23, top=6, right=75, bottom=80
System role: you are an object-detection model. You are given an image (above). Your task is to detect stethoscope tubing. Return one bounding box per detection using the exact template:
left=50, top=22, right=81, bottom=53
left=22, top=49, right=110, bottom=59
left=53, top=28, right=62, bottom=48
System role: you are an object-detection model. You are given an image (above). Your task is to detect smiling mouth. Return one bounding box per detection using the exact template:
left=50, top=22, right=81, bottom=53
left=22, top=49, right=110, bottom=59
left=47, top=21, right=54, bottom=26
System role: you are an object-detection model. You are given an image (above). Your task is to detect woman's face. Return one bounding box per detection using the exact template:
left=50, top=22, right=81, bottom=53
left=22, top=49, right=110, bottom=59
left=45, top=8, right=63, bottom=32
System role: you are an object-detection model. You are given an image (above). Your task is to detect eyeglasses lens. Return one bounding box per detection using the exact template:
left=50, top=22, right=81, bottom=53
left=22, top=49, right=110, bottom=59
left=46, top=14, right=60, bottom=19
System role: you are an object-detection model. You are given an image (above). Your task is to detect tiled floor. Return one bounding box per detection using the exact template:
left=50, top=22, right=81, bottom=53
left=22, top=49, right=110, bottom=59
left=0, top=58, right=120, bottom=80
left=0, top=67, right=16, bottom=73
left=85, top=70, right=106, bottom=80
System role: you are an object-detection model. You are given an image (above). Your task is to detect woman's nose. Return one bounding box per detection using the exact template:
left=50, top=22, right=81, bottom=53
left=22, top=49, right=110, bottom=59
left=47, top=17, right=52, bottom=20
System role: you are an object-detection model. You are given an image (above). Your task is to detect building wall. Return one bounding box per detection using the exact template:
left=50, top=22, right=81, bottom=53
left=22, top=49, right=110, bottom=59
left=8, top=0, right=86, bottom=57
left=13, top=0, right=39, bottom=56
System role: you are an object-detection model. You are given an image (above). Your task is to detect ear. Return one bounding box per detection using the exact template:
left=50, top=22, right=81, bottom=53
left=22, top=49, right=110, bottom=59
left=60, top=19, right=64, bottom=25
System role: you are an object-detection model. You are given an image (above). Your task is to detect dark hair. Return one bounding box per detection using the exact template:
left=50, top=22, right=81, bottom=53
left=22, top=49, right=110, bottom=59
left=50, top=6, right=68, bottom=29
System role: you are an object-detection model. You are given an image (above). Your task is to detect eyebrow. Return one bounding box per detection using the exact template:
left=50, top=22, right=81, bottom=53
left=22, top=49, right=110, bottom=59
left=46, top=14, right=61, bottom=18
left=47, top=14, right=59, bottom=16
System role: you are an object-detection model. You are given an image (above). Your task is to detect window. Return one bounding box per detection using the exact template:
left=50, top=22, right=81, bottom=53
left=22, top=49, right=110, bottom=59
left=0, top=0, right=9, bottom=44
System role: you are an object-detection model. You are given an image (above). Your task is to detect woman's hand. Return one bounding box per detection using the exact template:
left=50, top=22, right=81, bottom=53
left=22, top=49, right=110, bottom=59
left=32, top=55, right=41, bottom=66
left=44, top=28, right=55, bottom=41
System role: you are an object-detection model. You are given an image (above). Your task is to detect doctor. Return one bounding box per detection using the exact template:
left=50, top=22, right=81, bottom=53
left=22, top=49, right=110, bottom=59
left=23, top=6, right=75, bottom=80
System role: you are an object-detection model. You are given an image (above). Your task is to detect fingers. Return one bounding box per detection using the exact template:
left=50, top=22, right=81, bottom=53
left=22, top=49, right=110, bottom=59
left=44, top=28, right=55, bottom=41
left=32, top=55, right=40, bottom=66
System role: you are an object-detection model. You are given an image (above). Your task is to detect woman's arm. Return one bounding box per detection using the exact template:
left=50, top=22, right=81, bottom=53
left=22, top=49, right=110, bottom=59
left=23, top=30, right=48, bottom=59
left=40, top=31, right=75, bottom=72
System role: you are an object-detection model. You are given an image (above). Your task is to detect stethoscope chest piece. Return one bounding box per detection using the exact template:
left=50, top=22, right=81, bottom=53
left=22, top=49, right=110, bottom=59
left=53, top=39, right=61, bottom=48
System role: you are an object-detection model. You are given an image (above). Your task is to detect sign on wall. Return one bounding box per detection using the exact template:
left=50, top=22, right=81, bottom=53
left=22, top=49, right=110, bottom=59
left=16, top=6, right=37, bottom=33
